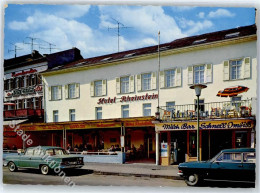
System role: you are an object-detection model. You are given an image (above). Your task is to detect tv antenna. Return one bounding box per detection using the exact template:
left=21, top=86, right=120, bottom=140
left=23, top=37, right=40, bottom=52
left=39, top=40, right=59, bottom=54
left=8, top=43, right=23, bottom=58
left=108, top=18, right=132, bottom=52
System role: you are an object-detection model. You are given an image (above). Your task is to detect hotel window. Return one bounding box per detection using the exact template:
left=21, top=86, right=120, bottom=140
left=121, top=77, right=129, bottom=93
left=116, top=76, right=134, bottom=94
left=166, top=102, right=175, bottom=113
left=65, top=83, right=80, bottom=99
left=69, top=109, right=76, bottom=121
left=143, top=103, right=151, bottom=116
left=188, top=64, right=212, bottom=85
left=4, top=80, right=8, bottom=90
left=90, top=80, right=107, bottom=97
left=231, top=96, right=242, bottom=110
left=35, top=97, right=42, bottom=109
left=194, top=65, right=205, bottom=84
left=53, top=110, right=59, bottom=122
left=31, top=74, right=36, bottom=86
left=49, top=86, right=62, bottom=101
left=142, top=73, right=151, bottom=91
left=96, top=107, right=102, bottom=120
left=15, top=77, right=20, bottom=88
left=223, top=57, right=251, bottom=81
left=121, top=105, right=129, bottom=118
left=137, top=72, right=156, bottom=91
left=165, top=69, right=175, bottom=87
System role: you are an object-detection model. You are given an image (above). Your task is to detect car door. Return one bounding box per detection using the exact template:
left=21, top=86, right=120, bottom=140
left=209, top=152, right=243, bottom=181
left=30, top=148, right=45, bottom=168
left=240, top=152, right=256, bottom=182
left=18, top=148, right=34, bottom=168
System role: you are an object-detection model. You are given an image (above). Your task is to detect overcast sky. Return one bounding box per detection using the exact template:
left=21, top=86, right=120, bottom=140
left=4, top=4, right=255, bottom=59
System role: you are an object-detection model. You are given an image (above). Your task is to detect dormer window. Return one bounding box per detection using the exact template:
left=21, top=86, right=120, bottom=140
left=193, top=39, right=207, bottom=45
left=225, top=32, right=240, bottom=38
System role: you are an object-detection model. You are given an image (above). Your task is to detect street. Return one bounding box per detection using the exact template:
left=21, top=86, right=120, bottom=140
left=2, top=167, right=255, bottom=188
left=2, top=167, right=187, bottom=187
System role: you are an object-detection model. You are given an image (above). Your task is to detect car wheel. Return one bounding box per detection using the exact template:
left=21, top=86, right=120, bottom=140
left=8, top=162, right=17, bottom=172
left=40, top=165, right=50, bottom=175
left=185, top=173, right=200, bottom=186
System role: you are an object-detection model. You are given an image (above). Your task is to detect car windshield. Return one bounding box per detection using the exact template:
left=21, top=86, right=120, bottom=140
left=45, top=148, right=68, bottom=156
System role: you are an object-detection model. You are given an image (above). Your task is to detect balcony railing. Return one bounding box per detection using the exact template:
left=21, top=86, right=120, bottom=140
left=3, top=109, right=44, bottom=119
left=159, top=99, right=255, bottom=121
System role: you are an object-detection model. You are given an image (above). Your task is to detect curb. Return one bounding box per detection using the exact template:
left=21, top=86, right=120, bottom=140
left=93, top=170, right=183, bottom=180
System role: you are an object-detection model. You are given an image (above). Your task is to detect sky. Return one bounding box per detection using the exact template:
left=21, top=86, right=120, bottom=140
left=3, top=4, right=256, bottom=59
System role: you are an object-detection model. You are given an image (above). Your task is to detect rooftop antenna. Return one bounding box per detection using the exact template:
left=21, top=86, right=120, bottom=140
left=23, top=37, right=40, bottom=53
left=8, top=43, right=23, bottom=58
left=108, top=18, right=132, bottom=52
left=39, top=40, right=59, bottom=54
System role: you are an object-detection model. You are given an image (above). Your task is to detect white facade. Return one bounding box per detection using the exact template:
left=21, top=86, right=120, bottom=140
left=42, top=36, right=257, bottom=123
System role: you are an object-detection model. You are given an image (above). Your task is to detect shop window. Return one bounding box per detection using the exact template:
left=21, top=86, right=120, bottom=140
left=96, top=107, right=102, bottom=120
left=69, top=109, right=76, bottom=121
left=235, top=131, right=248, bottom=148
left=143, top=103, right=151, bottom=116
left=18, top=99, right=24, bottom=109
left=121, top=105, right=129, bottom=118
left=189, top=131, right=197, bottom=157
left=53, top=110, right=59, bottom=122
left=35, top=97, right=42, bottom=109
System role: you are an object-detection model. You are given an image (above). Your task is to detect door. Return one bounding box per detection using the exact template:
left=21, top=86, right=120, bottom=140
left=18, top=148, right=34, bottom=168
left=209, top=152, right=243, bottom=181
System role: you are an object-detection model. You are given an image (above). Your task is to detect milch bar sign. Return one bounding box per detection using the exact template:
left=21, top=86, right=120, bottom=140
left=156, top=120, right=254, bottom=131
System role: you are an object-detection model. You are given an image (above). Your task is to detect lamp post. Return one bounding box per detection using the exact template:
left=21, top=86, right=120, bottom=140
left=190, top=84, right=207, bottom=161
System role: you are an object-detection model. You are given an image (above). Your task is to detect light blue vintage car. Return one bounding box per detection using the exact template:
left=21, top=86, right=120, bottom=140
left=4, top=146, right=84, bottom=175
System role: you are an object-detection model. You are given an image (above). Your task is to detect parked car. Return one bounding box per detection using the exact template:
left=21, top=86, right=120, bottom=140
left=4, top=146, right=84, bottom=175
left=178, top=148, right=256, bottom=186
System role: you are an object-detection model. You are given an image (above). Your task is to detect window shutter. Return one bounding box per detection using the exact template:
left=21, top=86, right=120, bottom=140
left=137, top=74, right=141, bottom=91
left=58, top=85, right=62, bottom=100
left=188, top=66, right=193, bottom=85
left=151, top=72, right=157, bottom=90
left=75, top=83, right=80, bottom=98
left=206, top=64, right=213, bottom=83
left=102, top=79, right=107, bottom=96
left=159, top=71, right=165, bottom=88
left=244, top=57, right=251, bottom=79
left=90, top=82, right=94, bottom=97
left=175, top=68, right=182, bottom=86
left=65, top=85, right=68, bottom=99
left=116, top=77, right=120, bottom=94
left=223, top=60, right=230, bottom=81
left=129, top=75, right=135, bottom=93
left=48, top=86, right=52, bottom=100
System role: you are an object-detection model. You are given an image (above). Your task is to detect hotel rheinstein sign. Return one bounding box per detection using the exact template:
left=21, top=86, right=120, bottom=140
left=156, top=119, right=255, bottom=131
left=97, top=93, right=158, bottom=104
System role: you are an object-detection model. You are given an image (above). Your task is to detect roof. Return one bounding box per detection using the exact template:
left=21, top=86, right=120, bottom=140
left=4, top=50, right=45, bottom=71
left=4, top=48, right=83, bottom=72
left=44, top=24, right=257, bottom=74
left=221, top=148, right=255, bottom=153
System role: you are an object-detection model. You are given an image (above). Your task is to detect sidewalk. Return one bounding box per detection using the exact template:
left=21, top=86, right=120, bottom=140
left=83, top=162, right=182, bottom=180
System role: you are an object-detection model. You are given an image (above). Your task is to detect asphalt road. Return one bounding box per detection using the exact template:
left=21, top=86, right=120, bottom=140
left=2, top=167, right=255, bottom=188
left=2, top=167, right=187, bottom=187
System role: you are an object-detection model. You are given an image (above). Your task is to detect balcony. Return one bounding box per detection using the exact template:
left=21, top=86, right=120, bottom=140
left=158, top=99, right=256, bottom=121
left=3, top=109, right=44, bottom=120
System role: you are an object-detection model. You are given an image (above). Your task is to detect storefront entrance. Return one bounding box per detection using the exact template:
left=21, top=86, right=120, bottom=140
left=170, top=131, right=187, bottom=164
